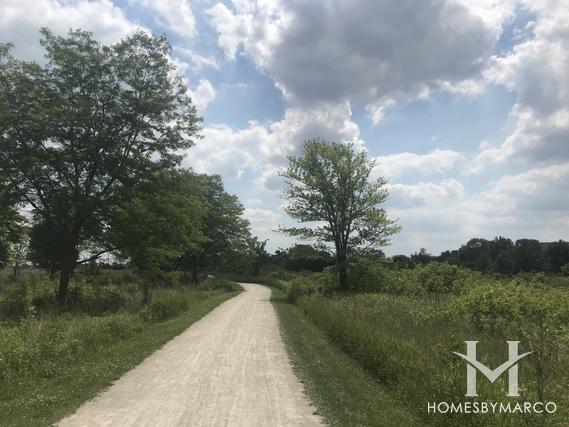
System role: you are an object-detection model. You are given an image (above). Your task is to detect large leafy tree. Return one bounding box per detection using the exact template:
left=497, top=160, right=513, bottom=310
left=0, top=29, right=201, bottom=305
left=280, top=139, right=400, bottom=290
left=179, top=174, right=251, bottom=281
left=111, top=171, right=206, bottom=302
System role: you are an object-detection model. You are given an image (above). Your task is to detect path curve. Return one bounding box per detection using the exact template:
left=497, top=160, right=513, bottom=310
left=58, top=283, right=323, bottom=427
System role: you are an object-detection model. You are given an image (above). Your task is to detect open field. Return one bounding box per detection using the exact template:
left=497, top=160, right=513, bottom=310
left=270, top=264, right=569, bottom=426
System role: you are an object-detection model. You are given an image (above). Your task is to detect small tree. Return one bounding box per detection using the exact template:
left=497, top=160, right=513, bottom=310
left=280, top=139, right=400, bottom=290
left=250, top=238, right=269, bottom=276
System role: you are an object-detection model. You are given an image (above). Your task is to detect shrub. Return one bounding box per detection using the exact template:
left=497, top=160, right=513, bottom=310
left=140, top=294, right=189, bottom=321
left=286, top=275, right=324, bottom=303
left=196, top=277, right=240, bottom=292
left=291, top=269, right=569, bottom=425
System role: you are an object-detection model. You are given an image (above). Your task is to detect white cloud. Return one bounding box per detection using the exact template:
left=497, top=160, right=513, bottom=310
left=185, top=123, right=268, bottom=178
left=206, top=0, right=286, bottom=63
left=385, top=162, right=569, bottom=254
left=375, top=149, right=464, bottom=179
left=387, top=179, right=465, bottom=208
left=244, top=207, right=281, bottom=233
left=173, top=46, right=220, bottom=71
left=189, top=79, right=216, bottom=112
left=186, top=101, right=364, bottom=181
left=473, top=0, right=569, bottom=171
left=0, top=0, right=142, bottom=61
left=128, top=0, right=197, bottom=38
left=207, top=0, right=512, bottom=119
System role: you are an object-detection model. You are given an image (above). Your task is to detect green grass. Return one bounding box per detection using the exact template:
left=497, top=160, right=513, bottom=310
left=271, top=287, right=423, bottom=427
left=0, top=289, right=238, bottom=427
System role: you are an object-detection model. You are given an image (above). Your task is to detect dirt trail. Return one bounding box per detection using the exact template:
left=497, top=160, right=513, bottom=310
left=58, top=283, right=323, bottom=427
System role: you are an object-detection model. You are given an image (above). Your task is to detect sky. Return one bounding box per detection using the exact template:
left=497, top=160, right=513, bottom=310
left=1, top=0, right=568, bottom=255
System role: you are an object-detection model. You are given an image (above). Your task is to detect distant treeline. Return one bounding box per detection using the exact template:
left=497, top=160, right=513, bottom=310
left=262, top=238, right=569, bottom=276
left=397, top=237, right=569, bottom=274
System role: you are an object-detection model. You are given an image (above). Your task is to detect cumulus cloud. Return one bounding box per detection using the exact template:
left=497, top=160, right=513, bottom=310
left=189, top=79, right=216, bottom=112
left=0, top=0, right=142, bottom=61
left=375, top=149, right=464, bottom=179
left=473, top=0, right=569, bottom=170
left=173, top=46, right=220, bottom=71
left=244, top=207, right=281, bottom=233
left=186, top=101, right=364, bottom=183
left=128, top=0, right=197, bottom=38
left=386, top=163, right=569, bottom=254
left=207, top=0, right=509, bottom=118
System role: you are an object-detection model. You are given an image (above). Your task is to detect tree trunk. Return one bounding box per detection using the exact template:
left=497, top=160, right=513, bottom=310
left=142, top=281, right=150, bottom=305
left=12, top=263, right=20, bottom=280
left=192, top=264, right=199, bottom=284
left=57, top=262, right=73, bottom=307
left=49, top=266, right=56, bottom=281
left=337, top=252, right=348, bottom=291
left=56, top=224, right=81, bottom=307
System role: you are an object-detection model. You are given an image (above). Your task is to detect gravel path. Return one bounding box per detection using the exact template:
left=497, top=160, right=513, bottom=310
left=58, top=283, right=323, bottom=427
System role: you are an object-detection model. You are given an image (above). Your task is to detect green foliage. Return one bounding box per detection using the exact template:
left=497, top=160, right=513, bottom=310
left=178, top=174, right=251, bottom=279
left=28, top=219, right=65, bottom=277
left=274, top=244, right=334, bottom=272
left=286, top=276, right=325, bottom=303
left=195, top=277, right=241, bottom=292
left=0, top=270, right=238, bottom=321
left=514, top=239, right=548, bottom=272
left=0, top=28, right=201, bottom=303
left=0, top=288, right=236, bottom=426
left=286, top=264, right=569, bottom=425
left=562, top=263, right=569, bottom=276
left=0, top=184, right=25, bottom=270
left=111, top=170, right=206, bottom=277
left=297, top=290, right=569, bottom=425
left=139, top=292, right=190, bottom=321
left=433, top=236, right=568, bottom=275
left=548, top=240, right=569, bottom=273
left=280, top=139, right=400, bottom=290
left=272, top=287, right=422, bottom=426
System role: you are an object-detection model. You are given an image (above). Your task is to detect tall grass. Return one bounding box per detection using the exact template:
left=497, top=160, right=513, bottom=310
left=0, top=271, right=240, bottom=426
left=291, top=264, right=569, bottom=426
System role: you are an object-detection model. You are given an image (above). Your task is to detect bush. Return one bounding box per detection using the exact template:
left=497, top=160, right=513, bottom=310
left=140, top=292, right=190, bottom=321
left=290, top=267, right=569, bottom=425
left=0, top=311, right=144, bottom=381
left=562, top=263, right=569, bottom=277
left=286, top=275, right=325, bottom=303
left=196, top=277, right=240, bottom=292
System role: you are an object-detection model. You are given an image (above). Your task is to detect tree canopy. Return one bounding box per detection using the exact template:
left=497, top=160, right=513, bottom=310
left=280, top=139, right=400, bottom=290
left=0, top=29, right=201, bottom=304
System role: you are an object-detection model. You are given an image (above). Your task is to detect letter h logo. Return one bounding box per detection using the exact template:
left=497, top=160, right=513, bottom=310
left=452, top=341, right=533, bottom=397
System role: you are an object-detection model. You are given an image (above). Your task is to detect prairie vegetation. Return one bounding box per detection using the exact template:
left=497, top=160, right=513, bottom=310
left=272, top=263, right=569, bottom=426
left=0, top=269, right=240, bottom=426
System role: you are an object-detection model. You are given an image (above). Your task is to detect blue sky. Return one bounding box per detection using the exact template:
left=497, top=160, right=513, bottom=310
left=1, top=0, right=568, bottom=255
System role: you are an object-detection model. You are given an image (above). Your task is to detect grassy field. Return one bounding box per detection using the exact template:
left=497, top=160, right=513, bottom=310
left=272, top=287, right=422, bottom=427
left=0, top=282, right=239, bottom=426
left=271, top=264, right=569, bottom=426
